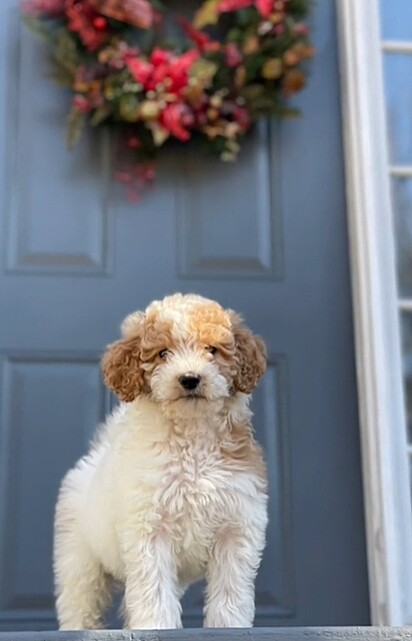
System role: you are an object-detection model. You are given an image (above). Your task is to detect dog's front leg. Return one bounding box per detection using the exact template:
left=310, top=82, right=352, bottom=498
left=204, top=526, right=265, bottom=628
left=123, top=534, right=182, bottom=630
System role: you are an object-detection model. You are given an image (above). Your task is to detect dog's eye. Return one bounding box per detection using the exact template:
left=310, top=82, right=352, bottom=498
left=159, top=349, right=170, bottom=359
left=206, top=346, right=217, bottom=355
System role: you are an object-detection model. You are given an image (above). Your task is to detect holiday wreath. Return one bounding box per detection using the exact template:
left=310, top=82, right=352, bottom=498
left=22, top=0, right=313, bottom=199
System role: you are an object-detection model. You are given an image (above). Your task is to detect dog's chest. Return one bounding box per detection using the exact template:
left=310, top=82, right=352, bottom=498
left=152, top=437, right=234, bottom=571
left=158, top=438, right=227, bottom=507
left=153, top=434, right=236, bottom=533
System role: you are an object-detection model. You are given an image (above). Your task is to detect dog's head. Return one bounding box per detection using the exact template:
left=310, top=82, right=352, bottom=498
left=101, top=294, right=266, bottom=409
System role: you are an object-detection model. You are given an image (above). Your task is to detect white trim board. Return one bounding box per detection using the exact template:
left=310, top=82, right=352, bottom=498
left=337, top=0, right=412, bottom=627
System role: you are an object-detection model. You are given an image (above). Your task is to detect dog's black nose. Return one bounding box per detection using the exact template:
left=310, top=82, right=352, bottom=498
left=179, top=375, right=201, bottom=391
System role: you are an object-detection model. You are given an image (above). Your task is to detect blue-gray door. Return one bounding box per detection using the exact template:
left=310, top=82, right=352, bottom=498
left=0, top=0, right=370, bottom=631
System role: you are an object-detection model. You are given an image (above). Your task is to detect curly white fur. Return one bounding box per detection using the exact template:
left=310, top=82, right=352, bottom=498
left=54, top=293, right=268, bottom=630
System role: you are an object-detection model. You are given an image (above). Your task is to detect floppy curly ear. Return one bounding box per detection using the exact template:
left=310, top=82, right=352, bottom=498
left=230, top=315, right=267, bottom=394
left=101, top=334, right=144, bottom=402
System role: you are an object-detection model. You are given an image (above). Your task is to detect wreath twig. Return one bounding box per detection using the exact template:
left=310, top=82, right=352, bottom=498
left=22, top=0, right=313, bottom=200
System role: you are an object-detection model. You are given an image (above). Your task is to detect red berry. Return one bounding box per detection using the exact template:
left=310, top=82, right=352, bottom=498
left=93, top=16, right=107, bottom=31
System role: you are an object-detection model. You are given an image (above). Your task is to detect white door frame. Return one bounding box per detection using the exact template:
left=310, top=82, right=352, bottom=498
left=337, top=0, right=412, bottom=626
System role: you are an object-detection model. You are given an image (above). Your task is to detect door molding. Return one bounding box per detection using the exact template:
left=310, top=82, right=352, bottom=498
left=337, top=0, right=412, bottom=626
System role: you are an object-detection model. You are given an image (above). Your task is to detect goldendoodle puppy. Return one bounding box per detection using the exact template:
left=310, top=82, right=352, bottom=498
left=54, top=293, right=268, bottom=630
